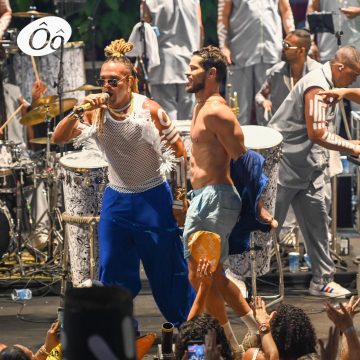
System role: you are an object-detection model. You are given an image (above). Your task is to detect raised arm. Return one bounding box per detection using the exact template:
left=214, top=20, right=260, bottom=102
left=304, top=87, right=360, bottom=156
left=279, top=0, right=295, bottom=34
left=0, top=0, right=12, bottom=40
left=217, top=0, right=233, bottom=64
left=145, top=98, right=188, bottom=226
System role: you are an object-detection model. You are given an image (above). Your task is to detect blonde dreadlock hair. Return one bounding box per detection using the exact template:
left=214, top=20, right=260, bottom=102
left=95, top=38, right=139, bottom=134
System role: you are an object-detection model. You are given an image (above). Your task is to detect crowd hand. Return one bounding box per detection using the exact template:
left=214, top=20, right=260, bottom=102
left=31, top=80, right=48, bottom=102
left=340, top=6, right=360, bottom=19
left=252, top=296, right=276, bottom=326
left=197, top=258, right=214, bottom=288
left=204, top=329, right=222, bottom=360
left=325, top=299, right=359, bottom=333
left=319, top=326, right=340, bottom=360
left=43, top=319, right=61, bottom=354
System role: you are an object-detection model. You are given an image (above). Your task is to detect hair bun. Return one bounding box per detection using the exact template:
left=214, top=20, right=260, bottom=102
left=104, top=39, right=134, bottom=58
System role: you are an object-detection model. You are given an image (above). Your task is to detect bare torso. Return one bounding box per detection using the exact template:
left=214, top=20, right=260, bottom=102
left=190, top=99, right=234, bottom=189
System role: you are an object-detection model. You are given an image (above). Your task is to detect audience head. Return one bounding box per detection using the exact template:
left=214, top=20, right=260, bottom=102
left=270, top=303, right=317, bottom=359
left=0, top=346, right=31, bottom=360
left=175, top=313, right=232, bottom=360
left=282, top=29, right=312, bottom=63
left=192, top=46, right=228, bottom=84
left=331, top=45, right=360, bottom=87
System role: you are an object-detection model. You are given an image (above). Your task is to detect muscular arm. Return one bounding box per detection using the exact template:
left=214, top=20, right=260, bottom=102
left=278, top=0, right=295, bottom=34
left=145, top=99, right=188, bottom=224
left=305, top=88, right=360, bottom=155
left=217, top=0, right=232, bottom=64
left=145, top=99, right=186, bottom=159
left=206, top=104, right=246, bottom=161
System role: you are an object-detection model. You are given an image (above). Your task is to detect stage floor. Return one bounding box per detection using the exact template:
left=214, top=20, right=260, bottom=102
left=1, top=289, right=360, bottom=358
left=0, top=228, right=360, bottom=358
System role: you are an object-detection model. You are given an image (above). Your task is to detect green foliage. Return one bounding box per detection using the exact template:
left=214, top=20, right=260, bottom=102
left=10, top=0, right=218, bottom=59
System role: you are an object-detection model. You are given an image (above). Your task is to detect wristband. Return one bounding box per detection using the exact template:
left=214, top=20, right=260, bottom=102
left=38, top=345, right=50, bottom=356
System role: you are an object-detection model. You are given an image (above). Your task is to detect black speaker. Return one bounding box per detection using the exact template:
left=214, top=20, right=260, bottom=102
left=337, top=175, right=353, bottom=228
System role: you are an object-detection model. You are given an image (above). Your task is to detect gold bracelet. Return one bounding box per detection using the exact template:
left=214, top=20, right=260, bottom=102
left=174, top=187, right=186, bottom=201
left=38, top=345, right=50, bottom=356
left=71, top=111, right=84, bottom=123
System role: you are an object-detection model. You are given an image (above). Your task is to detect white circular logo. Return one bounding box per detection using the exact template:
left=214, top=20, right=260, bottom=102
left=17, top=16, right=72, bottom=56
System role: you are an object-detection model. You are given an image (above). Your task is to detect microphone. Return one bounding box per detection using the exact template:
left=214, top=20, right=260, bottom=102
left=74, top=93, right=110, bottom=114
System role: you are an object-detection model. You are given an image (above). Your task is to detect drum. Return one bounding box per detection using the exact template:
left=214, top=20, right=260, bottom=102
left=0, top=140, right=20, bottom=167
left=0, top=160, right=35, bottom=193
left=59, top=151, right=108, bottom=286
left=0, top=28, right=18, bottom=55
left=228, top=125, right=283, bottom=277
left=0, top=201, right=14, bottom=259
left=13, top=41, right=86, bottom=103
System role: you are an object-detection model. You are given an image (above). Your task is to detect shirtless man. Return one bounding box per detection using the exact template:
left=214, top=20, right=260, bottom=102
left=183, top=46, right=261, bottom=357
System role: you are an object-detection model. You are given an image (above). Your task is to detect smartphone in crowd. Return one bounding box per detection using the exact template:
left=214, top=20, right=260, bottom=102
left=187, top=340, right=205, bottom=360
left=57, top=307, right=64, bottom=330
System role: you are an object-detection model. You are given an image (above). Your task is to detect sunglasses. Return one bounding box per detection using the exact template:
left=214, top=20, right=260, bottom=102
left=282, top=41, right=298, bottom=50
left=96, top=75, right=128, bottom=87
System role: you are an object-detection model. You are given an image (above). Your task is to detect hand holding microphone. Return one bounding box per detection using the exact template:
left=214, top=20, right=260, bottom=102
left=73, top=93, right=110, bottom=114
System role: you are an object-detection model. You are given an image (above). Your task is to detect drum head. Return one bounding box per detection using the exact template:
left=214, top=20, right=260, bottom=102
left=59, top=151, right=108, bottom=171
left=241, top=125, right=283, bottom=150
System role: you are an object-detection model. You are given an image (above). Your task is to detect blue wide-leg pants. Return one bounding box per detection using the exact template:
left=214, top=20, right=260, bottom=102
left=98, top=183, right=195, bottom=327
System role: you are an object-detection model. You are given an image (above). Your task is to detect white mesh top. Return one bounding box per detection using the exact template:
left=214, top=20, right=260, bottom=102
left=96, top=93, right=166, bottom=193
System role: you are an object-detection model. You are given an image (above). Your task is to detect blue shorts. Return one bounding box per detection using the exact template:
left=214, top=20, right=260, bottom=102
left=183, top=184, right=242, bottom=263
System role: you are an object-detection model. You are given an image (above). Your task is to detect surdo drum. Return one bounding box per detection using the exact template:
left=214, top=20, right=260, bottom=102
left=59, top=151, right=108, bottom=286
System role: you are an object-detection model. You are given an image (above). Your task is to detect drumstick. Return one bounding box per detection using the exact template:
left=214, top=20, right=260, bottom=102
left=31, top=56, right=40, bottom=82
left=0, top=104, right=25, bottom=132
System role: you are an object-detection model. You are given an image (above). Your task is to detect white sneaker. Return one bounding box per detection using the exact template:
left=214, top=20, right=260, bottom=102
left=225, top=268, right=248, bottom=298
left=309, top=280, right=351, bottom=298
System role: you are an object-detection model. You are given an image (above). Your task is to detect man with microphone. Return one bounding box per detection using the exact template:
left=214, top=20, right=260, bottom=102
left=52, top=38, right=194, bottom=330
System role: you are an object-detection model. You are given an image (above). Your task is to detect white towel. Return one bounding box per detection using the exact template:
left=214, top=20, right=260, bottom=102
left=128, top=22, right=160, bottom=71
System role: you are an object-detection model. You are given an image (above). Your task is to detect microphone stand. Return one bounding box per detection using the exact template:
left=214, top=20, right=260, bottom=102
left=139, top=0, right=152, bottom=98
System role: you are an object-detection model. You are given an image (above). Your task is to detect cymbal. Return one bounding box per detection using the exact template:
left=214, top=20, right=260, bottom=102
left=64, top=84, right=101, bottom=92
left=32, top=95, right=59, bottom=108
left=13, top=10, right=52, bottom=18
left=29, top=137, right=56, bottom=145
left=20, top=98, right=77, bottom=126
left=29, top=137, right=71, bottom=145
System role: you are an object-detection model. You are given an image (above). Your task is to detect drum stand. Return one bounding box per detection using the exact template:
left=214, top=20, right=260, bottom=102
left=6, top=172, right=45, bottom=275
left=59, top=213, right=99, bottom=301
left=250, top=231, right=284, bottom=307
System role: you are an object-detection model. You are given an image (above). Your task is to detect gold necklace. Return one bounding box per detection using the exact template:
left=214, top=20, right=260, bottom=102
left=108, top=95, right=133, bottom=118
